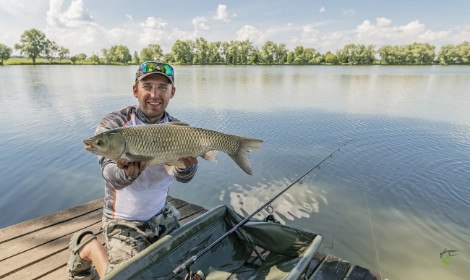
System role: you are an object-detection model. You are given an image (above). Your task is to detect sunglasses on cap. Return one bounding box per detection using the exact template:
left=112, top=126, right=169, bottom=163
left=136, top=61, right=174, bottom=82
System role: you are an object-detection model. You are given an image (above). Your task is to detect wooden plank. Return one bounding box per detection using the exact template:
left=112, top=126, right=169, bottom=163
left=168, top=196, right=189, bottom=209
left=305, top=252, right=326, bottom=278
left=0, top=199, right=102, bottom=244
left=0, top=210, right=102, bottom=261
left=178, top=209, right=208, bottom=225
left=347, top=265, right=379, bottom=280
left=0, top=198, right=206, bottom=280
left=178, top=203, right=206, bottom=220
left=310, top=254, right=351, bottom=280
left=0, top=223, right=103, bottom=278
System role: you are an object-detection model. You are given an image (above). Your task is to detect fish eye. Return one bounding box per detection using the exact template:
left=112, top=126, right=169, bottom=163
left=97, top=139, right=103, bottom=146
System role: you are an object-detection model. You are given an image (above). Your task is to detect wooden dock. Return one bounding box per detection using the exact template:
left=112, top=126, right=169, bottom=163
left=0, top=197, right=379, bottom=280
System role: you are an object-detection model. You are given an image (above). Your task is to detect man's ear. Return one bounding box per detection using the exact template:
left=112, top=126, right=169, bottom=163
left=132, top=84, right=138, bottom=97
left=171, top=86, right=176, bottom=98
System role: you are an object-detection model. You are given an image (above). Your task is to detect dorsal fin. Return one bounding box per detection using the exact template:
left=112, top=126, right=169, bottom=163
left=166, top=121, right=190, bottom=127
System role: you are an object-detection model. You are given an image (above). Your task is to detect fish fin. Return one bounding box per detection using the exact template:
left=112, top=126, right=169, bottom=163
left=164, top=164, right=176, bottom=175
left=165, top=160, right=187, bottom=169
left=201, top=150, right=218, bottom=162
left=229, top=137, right=263, bottom=175
left=123, top=153, right=153, bottom=162
left=166, top=121, right=190, bottom=126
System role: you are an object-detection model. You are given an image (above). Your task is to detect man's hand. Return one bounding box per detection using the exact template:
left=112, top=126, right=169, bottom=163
left=117, top=159, right=146, bottom=178
left=179, top=156, right=198, bottom=168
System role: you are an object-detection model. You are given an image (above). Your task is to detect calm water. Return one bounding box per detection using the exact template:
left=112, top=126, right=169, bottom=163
left=1, top=65, right=469, bottom=279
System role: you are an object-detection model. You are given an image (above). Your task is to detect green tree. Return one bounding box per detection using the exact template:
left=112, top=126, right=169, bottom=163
left=208, top=41, right=224, bottom=64
left=260, top=41, right=287, bottom=64
left=171, top=40, right=194, bottom=64
left=193, top=37, right=210, bottom=64
left=103, top=45, right=131, bottom=64
left=111, top=45, right=131, bottom=63
left=140, top=44, right=163, bottom=62
left=44, top=39, right=59, bottom=63
left=133, top=51, right=139, bottom=64
left=260, top=41, right=277, bottom=64
left=337, top=44, right=375, bottom=65
left=15, top=28, right=48, bottom=64
left=0, top=43, right=12, bottom=65
left=324, top=51, right=338, bottom=64
left=438, top=43, right=470, bottom=65
left=58, top=46, right=70, bottom=63
left=70, top=53, right=87, bottom=64
left=407, top=42, right=435, bottom=64
left=90, top=54, right=100, bottom=64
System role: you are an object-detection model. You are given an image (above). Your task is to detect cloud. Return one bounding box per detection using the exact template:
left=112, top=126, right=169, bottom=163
left=192, top=17, right=209, bottom=32
left=125, top=14, right=133, bottom=21
left=213, top=4, right=236, bottom=22
left=355, top=18, right=426, bottom=44
left=140, top=17, right=167, bottom=29
left=47, top=0, right=94, bottom=28
left=319, top=6, right=325, bottom=13
left=236, top=25, right=263, bottom=42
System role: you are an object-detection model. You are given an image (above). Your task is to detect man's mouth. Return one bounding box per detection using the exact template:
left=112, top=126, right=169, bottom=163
left=148, top=101, right=162, bottom=106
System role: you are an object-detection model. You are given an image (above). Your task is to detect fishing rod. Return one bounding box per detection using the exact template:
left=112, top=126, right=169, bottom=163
left=169, top=138, right=355, bottom=279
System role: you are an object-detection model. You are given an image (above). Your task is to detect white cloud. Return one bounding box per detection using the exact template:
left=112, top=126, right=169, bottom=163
left=140, top=17, right=167, bottom=29
left=355, top=18, right=426, bottom=44
left=236, top=25, right=263, bottom=42
left=192, top=17, right=209, bottom=31
left=47, top=0, right=94, bottom=28
left=319, top=6, right=325, bottom=13
left=377, top=17, right=392, bottom=27
left=125, top=14, right=133, bottom=21
left=213, top=4, right=235, bottom=22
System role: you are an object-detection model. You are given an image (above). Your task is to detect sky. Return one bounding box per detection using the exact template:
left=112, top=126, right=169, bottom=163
left=0, top=0, right=469, bottom=56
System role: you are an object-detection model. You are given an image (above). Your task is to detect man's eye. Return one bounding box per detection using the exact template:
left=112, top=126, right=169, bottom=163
left=158, top=85, right=168, bottom=90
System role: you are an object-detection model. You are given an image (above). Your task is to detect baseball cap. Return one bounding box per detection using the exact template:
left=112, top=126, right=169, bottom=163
left=135, top=61, right=174, bottom=84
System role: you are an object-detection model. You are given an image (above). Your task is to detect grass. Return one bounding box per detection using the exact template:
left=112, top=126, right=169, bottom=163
left=2, top=57, right=137, bottom=65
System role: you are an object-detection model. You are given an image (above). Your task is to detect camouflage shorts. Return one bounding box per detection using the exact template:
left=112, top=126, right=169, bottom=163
left=102, top=202, right=181, bottom=275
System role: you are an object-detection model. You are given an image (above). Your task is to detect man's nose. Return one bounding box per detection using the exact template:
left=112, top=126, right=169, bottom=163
left=149, top=88, right=160, bottom=97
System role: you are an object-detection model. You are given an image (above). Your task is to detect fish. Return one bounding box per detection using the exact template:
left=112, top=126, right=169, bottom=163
left=83, top=122, right=263, bottom=175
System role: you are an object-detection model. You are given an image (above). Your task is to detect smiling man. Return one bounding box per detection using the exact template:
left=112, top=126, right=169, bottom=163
left=67, top=61, right=198, bottom=279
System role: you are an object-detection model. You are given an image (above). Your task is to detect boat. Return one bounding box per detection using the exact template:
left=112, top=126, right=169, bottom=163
left=103, top=205, right=323, bottom=280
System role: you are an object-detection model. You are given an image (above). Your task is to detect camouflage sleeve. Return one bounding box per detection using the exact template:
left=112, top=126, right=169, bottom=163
left=95, top=107, right=137, bottom=190
left=175, top=163, right=198, bottom=183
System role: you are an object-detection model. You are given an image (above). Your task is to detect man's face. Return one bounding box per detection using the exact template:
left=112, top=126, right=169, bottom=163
left=133, top=74, right=175, bottom=123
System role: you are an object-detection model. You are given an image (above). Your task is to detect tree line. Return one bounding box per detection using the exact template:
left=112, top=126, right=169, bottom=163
left=1, top=28, right=469, bottom=65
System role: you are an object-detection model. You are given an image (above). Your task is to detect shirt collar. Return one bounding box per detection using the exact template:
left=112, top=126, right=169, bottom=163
left=136, top=108, right=169, bottom=124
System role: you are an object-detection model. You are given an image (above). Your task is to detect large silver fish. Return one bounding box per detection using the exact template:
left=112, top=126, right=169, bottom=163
left=83, top=122, right=263, bottom=175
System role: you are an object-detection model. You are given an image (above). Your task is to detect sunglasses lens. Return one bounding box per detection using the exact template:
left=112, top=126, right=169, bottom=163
left=160, top=64, right=173, bottom=76
left=141, top=62, right=173, bottom=76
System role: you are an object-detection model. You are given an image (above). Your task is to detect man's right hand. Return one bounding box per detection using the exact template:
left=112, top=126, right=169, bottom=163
left=117, top=159, right=146, bottom=178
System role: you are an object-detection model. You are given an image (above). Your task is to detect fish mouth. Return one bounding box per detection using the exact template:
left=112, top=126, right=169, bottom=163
left=83, top=139, right=93, bottom=151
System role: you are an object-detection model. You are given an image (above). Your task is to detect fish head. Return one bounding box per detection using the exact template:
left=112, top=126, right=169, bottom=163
left=83, top=131, right=126, bottom=159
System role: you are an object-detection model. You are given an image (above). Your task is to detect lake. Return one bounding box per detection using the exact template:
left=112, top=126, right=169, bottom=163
left=1, top=64, right=469, bottom=279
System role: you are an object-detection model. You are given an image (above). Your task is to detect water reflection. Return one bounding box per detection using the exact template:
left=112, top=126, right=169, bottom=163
left=226, top=178, right=326, bottom=223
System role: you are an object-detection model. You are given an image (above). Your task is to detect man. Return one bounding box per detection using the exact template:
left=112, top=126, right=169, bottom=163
left=68, top=61, right=198, bottom=279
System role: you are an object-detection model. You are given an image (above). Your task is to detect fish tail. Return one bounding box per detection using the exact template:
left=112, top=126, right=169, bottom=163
left=229, top=137, right=263, bottom=175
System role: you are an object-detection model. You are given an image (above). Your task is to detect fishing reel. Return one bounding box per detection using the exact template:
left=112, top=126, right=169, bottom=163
left=263, top=205, right=280, bottom=224
left=183, top=270, right=205, bottom=280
